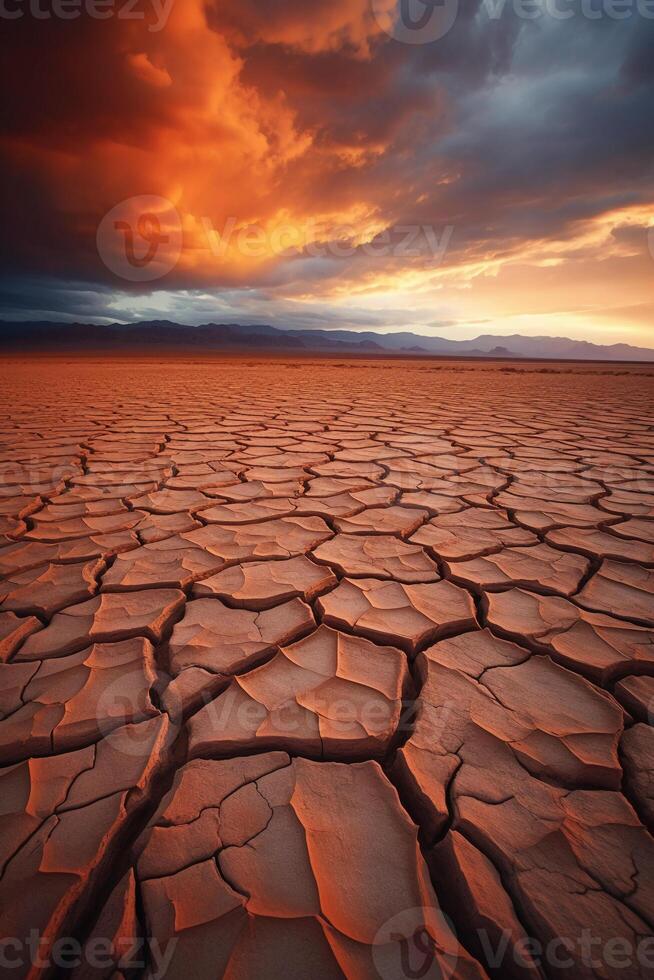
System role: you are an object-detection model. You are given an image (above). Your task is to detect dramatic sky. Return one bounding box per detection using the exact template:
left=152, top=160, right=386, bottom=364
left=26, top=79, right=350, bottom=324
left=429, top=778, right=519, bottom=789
left=1, top=0, right=653, bottom=344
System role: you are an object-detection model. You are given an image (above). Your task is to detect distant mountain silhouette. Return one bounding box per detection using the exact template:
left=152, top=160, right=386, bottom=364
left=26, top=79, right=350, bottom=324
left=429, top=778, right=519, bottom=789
left=1, top=320, right=653, bottom=361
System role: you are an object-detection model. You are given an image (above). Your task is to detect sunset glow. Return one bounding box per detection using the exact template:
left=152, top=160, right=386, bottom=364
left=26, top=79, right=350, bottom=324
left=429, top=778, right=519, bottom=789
left=1, top=0, right=652, bottom=344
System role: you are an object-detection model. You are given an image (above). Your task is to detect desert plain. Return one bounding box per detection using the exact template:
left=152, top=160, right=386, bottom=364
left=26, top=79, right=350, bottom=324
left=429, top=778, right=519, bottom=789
left=0, top=355, right=653, bottom=980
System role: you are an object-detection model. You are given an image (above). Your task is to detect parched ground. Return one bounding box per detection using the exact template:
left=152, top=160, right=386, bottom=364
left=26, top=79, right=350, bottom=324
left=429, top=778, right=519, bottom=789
left=0, top=355, right=653, bottom=980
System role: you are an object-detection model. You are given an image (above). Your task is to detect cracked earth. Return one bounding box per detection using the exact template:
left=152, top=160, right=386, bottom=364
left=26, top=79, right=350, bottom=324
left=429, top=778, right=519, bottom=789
left=0, top=356, right=653, bottom=980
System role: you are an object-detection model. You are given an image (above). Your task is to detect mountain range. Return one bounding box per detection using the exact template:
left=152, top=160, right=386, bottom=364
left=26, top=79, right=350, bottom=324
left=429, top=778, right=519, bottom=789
left=1, top=320, right=653, bottom=361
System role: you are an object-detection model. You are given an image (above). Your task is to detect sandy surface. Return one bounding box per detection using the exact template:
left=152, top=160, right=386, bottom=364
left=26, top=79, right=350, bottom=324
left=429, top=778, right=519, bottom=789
left=0, top=356, right=653, bottom=979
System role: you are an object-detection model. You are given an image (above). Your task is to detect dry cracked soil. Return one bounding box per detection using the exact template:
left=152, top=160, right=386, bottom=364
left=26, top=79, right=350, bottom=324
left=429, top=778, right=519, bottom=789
left=0, top=355, right=653, bottom=980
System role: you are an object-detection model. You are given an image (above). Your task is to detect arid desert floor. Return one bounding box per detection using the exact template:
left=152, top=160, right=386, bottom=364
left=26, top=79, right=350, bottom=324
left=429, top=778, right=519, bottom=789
left=0, top=355, right=653, bottom=980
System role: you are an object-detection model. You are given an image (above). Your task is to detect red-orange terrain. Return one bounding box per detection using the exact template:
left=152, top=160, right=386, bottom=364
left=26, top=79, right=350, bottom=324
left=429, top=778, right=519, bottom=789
left=0, top=356, right=653, bottom=980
